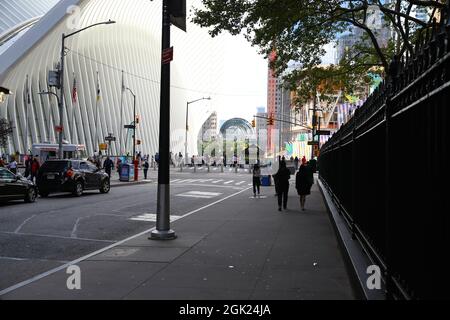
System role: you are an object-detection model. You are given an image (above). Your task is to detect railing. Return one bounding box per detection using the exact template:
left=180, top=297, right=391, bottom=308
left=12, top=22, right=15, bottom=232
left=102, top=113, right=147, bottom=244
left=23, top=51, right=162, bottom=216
left=319, top=5, right=450, bottom=299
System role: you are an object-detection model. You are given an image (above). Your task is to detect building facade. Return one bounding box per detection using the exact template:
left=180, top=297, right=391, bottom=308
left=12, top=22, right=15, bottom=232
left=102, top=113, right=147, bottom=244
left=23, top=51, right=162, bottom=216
left=0, top=0, right=228, bottom=158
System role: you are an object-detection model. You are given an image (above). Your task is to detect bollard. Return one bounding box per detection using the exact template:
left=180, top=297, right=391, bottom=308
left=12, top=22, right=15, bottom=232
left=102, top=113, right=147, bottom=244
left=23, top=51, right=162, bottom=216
left=194, top=165, right=196, bottom=173
left=180, top=163, right=183, bottom=172
left=221, top=164, right=224, bottom=173
left=207, top=164, right=210, bottom=173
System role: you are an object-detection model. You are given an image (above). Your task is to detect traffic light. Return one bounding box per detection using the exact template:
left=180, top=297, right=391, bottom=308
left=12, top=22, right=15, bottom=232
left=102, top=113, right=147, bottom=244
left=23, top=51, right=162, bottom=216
left=267, top=114, right=274, bottom=126
left=137, top=140, right=142, bottom=145
left=251, top=119, right=256, bottom=127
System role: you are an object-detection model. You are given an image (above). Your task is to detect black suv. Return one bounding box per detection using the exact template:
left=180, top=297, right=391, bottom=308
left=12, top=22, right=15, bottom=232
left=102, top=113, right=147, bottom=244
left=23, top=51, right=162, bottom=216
left=36, top=160, right=110, bottom=197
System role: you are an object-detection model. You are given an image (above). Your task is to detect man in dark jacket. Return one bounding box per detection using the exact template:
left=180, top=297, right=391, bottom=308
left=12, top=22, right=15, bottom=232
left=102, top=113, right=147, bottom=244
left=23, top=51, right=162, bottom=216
left=273, top=160, right=291, bottom=211
left=103, top=156, right=114, bottom=178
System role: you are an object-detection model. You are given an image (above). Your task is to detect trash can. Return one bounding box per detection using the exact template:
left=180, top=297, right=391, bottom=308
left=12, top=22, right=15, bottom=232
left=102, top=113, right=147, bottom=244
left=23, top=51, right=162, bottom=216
left=119, top=163, right=135, bottom=182
left=261, top=175, right=271, bottom=186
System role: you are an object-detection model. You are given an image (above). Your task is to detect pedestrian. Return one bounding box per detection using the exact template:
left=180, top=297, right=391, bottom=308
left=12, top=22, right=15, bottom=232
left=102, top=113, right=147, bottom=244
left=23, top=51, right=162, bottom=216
left=252, top=163, right=261, bottom=197
left=117, top=158, right=122, bottom=174
left=8, top=157, right=17, bottom=174
left=30, top=157, right=40, bottom=183
left=273, top=160, right=291, bottom=211
left=0, top=157, right=4, bottom=167
left=295, top=157, right=314, bottom=211
left=294, top=156, right=299, bottom=171
left=155, top=152, right=160, bottom=167
left=308, top=157, right=317, bottom=173
left=24, top=155, right=32, bottom=178
left=103, top=156, right=114, bottom=178
left=143, top=159, right=149, bottom=179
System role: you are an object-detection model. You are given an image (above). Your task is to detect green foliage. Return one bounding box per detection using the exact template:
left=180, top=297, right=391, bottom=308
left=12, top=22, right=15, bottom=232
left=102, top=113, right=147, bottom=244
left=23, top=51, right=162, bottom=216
left=193, top=0, right=443, bottom=103
left=0, top=118, right=13, bottom=149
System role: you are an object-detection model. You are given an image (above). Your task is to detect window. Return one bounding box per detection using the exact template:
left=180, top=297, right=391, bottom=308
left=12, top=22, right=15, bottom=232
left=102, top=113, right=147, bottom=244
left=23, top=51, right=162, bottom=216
left=0, top=168, right=15, bottom=181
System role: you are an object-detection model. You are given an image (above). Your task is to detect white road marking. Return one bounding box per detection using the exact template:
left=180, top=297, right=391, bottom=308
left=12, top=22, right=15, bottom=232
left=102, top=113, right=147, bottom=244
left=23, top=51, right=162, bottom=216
left=14, top=214, right=37, bottom=234
left=170, top=179, right=181, bottom=183
left=131, top=213, right=181, bottom=222
left=212, top=180, right=223, bottom=183
left=71, top=217, right=82, bottom=238
left=176, top=191, right=222, bottom=199
left=224, top=180, right=234, bottom=184
left=0, top=187, right=251, bottom=297
left=235, top=181, right=246, bottom=185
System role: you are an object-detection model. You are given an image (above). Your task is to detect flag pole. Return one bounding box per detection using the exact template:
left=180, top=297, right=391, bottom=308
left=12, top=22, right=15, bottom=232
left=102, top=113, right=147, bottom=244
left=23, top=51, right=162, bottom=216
left=94, top=71, right=99, bottom=154
left=120, top=70, right=124, bottom=156
left=25, top=75, right=29, bottom=155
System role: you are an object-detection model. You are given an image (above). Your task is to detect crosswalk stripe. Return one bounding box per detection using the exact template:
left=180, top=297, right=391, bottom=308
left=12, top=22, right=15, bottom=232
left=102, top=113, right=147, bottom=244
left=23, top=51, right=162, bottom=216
left=131, top=213, right=181, bottom=222
left=224, top=180, right=234, bottom=184
left=235, top=181, right=246, bottom=185
left=212, top=180, right=223, bottom=183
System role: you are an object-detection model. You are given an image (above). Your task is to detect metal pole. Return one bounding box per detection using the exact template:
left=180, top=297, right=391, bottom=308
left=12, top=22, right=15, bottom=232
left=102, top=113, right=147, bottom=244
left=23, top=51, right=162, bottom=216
left=185, top=101, right=188, bottom=165
left=25, top=75, right=29, bottom=155
left=58, top=34, right=65, bottom=159
left=133, top=94, right=136, bottom=162
left=311, top=92, right=317, bottom=160
left=151, top=0, right=176, bottom=240
left=94, top=71, right=99, bottom=154
left=120, top=70, right=124, bottom=156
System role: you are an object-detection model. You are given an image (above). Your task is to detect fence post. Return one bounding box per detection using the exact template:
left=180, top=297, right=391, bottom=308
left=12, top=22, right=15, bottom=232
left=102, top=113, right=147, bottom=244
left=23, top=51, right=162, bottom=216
left=351, top=123, right=357, bottom=240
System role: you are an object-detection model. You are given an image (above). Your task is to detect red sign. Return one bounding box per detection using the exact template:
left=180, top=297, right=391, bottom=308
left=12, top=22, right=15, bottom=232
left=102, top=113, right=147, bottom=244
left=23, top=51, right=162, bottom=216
left=55, top=125, right=63, bottom=133
left=162, top=47, right=173, bottom=64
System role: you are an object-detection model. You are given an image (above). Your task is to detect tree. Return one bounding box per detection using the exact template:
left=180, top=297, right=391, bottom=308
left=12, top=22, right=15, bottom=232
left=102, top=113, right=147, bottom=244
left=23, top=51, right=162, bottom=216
left=0, top=118, right=13, bottom=150
left=193, top=0, right=446, bottom=84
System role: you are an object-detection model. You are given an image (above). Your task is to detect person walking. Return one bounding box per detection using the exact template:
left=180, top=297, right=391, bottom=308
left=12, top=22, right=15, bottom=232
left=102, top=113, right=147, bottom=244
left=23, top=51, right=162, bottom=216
left=295, top=157, right=314, bottom=211
left=294, top=156, right=299, bottom=171
left=273, top=160, right=291, bottom=211
left=143, top=159, right=149, bottom=180
left=252, top=163, right=262, bottom=197
left=103, top=156, right=114, bottom=178
left=30, top=157, right=40, bottom=183
left=8, top=157, right=17, bottom=174
left=0, top=157, right=4, bottom=167
left=24, top=155, right=32, bottom=179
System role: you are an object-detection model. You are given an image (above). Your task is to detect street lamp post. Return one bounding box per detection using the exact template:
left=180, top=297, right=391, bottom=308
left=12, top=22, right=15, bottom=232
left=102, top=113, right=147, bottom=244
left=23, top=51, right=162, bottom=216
left=57, top=20, right=115, bottom=159
left=125, top=87, right=138, bottom=181
left=185, top=97, right=211, bottom=165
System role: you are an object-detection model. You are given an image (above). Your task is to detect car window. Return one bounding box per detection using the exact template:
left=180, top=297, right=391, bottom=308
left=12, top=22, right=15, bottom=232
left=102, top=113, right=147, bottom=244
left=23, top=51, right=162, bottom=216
left=71, top=161, right=80, bottom=170
left=41, top=161, right=70, bottom=171
left=87, top=163, right=98, bottom=172
left=80, top=162, right=89, bottom=170
left=0, top=168, right=15, bottom=181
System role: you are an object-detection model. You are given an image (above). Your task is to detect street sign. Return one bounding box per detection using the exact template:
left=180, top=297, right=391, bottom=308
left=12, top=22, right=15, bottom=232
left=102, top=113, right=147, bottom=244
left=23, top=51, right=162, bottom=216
left=99, top=143, right=108, bottom=151
left=48, top=71, right=60, bottom=88
left=307, top=141, right=319, bottom=145
left=316, top=130, right=331, bottom=136
left=162, top=46, right=174, bottom=64
left=124, top=125, right=135, bottom=129
left=105, top=135, right=116, bottom=142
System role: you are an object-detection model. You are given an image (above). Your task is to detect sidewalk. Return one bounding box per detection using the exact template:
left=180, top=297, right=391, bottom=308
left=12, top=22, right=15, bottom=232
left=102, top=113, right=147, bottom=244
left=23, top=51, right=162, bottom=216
left=1, top=177, right=356, bottom=300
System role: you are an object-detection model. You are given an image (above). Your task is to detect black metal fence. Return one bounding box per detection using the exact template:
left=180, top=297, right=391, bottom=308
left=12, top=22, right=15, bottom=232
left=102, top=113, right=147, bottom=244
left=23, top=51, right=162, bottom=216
left=319, top=7, right=450, bottom=299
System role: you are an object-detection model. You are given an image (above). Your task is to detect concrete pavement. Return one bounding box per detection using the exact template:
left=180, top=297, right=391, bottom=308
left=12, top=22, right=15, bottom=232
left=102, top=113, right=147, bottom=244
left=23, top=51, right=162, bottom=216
left=1, top=175, right=356, bottom=300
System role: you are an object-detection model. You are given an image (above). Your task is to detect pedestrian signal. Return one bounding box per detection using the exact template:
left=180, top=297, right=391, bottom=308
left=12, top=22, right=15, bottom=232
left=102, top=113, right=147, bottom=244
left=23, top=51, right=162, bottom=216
left=135, top=115, right=140, bottom=124
left=137, top=140, right=142, bottom=145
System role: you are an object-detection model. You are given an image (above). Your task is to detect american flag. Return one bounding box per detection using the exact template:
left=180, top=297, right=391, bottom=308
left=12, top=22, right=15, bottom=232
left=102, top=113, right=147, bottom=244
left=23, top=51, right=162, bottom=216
left=72, top=76, right=77, bottom=104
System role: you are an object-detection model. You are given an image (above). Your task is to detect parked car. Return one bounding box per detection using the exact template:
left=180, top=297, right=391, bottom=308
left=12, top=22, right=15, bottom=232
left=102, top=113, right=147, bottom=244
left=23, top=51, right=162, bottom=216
left=36, top=159, right=110, bottom=197
left=0, top=167, right=37, bottom=203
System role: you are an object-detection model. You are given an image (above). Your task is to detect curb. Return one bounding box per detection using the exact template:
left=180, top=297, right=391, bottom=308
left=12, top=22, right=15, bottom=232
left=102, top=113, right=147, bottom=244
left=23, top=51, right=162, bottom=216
left=110, top=180, right=153, bottom=188
left=317, top=177, right=385, bottom=300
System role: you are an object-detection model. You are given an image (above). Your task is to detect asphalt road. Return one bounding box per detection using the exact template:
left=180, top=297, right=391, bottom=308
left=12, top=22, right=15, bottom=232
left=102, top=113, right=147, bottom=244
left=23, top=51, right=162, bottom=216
left=0, top=170, right=253, bottom=291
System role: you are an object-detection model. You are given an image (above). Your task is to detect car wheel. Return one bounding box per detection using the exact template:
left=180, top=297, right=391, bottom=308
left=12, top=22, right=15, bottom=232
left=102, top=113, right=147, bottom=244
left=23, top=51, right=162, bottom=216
left=73, top=181, right=83, bottom=197
left=99, top=179, right=110, bottom=194
left=25, top=188, right=37, bottom=203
